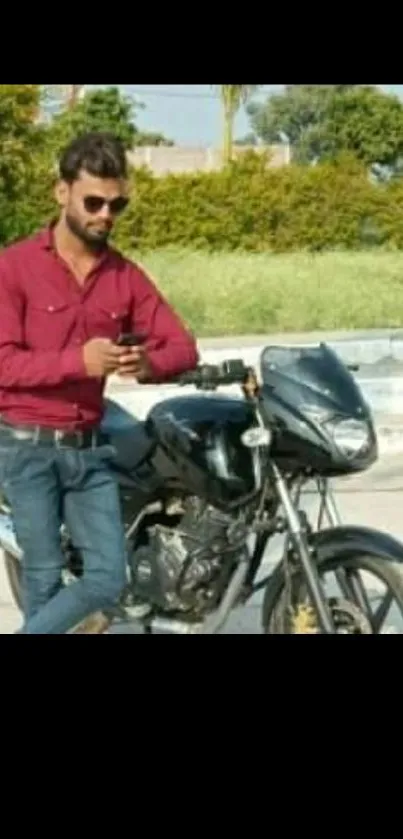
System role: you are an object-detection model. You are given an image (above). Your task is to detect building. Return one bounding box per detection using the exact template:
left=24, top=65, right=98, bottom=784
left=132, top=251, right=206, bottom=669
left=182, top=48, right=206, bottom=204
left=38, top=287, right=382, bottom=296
left=126, top=143, right=291, bottom=176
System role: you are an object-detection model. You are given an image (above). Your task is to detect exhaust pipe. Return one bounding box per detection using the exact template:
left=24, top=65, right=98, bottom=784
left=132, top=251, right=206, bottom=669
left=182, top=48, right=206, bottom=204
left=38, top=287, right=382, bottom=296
left=0, top=511, right=21, bottom=559
left=144, top=617, right=203, bottom=634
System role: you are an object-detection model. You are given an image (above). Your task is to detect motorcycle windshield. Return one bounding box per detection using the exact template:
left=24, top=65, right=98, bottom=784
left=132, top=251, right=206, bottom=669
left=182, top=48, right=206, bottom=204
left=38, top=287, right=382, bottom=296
left=259, top=342, right=366, bottom=417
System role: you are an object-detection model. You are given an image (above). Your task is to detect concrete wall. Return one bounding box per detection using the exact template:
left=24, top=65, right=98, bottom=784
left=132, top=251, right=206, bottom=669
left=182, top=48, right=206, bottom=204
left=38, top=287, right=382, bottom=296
left=127, top=144, right=290, bottom=176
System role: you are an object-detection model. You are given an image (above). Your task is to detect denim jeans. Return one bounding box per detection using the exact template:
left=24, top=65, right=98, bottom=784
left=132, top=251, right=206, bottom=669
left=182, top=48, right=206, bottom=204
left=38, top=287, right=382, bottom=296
left=0, top=439, right=127, bottom=634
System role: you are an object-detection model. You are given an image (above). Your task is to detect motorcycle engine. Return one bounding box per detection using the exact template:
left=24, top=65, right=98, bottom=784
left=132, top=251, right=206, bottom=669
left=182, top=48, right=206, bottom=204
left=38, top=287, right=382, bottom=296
left=128, top=497, right=247, bottom=615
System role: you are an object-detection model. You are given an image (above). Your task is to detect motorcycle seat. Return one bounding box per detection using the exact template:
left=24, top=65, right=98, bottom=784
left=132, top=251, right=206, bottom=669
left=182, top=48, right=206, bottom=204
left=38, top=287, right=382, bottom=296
left=110, top=422, right=155, bottom=473
left=101, top=398, right=155, bottom=473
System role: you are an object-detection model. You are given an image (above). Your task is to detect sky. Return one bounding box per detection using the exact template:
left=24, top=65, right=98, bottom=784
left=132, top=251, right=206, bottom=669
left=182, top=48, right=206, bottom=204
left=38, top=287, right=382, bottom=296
left=85, top=85, right=403, bottom=147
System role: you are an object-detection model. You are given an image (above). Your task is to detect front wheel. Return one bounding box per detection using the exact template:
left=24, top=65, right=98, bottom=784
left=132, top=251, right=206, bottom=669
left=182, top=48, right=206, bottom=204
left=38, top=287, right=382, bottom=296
left=262, top=554, right=403, bottom=634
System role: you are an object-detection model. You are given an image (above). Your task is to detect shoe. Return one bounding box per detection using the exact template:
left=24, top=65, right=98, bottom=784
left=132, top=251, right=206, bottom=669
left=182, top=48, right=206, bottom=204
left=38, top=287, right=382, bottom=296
left=70, top=611, right=111, bottom=634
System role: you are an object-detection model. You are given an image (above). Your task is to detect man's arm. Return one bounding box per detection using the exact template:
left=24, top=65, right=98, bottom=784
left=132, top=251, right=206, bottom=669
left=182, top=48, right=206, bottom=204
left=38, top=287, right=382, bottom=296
left=0, top=261, right=86, bottom=389
left=128, top=262, right=199, bottom=381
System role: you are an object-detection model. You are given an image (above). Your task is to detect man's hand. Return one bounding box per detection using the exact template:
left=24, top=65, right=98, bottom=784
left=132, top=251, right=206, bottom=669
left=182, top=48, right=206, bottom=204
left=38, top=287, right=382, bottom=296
left=83, top=338, right=126, bottom=378
left=116, top=345, right=153, bottom=382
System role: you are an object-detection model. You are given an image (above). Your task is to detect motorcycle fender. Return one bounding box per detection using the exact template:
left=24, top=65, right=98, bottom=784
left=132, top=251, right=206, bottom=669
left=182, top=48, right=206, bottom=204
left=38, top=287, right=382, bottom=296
left=261, top=524, right=403, bottom=629
left=311, top=524, right=403, bottom=566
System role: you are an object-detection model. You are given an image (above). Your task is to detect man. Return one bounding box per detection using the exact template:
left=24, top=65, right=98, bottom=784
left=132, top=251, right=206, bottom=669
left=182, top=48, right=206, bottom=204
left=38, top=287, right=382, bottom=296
left=0, top=131, right=198, bottom=634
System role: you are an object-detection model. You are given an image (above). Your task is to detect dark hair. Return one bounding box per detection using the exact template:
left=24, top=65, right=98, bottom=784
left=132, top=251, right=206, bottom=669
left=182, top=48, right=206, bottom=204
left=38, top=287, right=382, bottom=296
left=58, top=131, right=128, bottom=183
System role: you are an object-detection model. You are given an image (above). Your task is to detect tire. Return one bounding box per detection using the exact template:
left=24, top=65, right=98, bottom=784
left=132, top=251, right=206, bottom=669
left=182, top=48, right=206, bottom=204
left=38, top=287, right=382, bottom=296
left=4, top=550, right=23, bottom=611
left=262, top=553, right=403, bottom=634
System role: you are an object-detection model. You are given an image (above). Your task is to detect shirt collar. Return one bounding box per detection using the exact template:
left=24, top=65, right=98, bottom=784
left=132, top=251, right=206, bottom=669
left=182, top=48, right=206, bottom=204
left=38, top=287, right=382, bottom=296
left=36, top=221, right=116, bottom=267
left=37, top=222, right=57, bottom=250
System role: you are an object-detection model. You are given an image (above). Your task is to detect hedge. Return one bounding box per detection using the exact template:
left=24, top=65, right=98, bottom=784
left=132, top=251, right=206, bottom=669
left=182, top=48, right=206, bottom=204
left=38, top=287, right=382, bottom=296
left=113, top=152, right=403, bottom=253
left=5, top=149, right=403, bottom=253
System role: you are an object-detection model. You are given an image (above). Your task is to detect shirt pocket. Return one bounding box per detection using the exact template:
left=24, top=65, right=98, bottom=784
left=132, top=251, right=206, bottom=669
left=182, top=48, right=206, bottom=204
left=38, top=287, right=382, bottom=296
left=24, top=300, right=77, bottom=350
left=85, top=302, right=131, bottom=341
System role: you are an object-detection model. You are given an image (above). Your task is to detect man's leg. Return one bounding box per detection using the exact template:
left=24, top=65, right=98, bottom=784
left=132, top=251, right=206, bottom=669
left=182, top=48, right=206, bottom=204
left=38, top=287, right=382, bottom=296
left=21, top=445, right=127, bottom=634
left=0, top=443, right=65, bottom=621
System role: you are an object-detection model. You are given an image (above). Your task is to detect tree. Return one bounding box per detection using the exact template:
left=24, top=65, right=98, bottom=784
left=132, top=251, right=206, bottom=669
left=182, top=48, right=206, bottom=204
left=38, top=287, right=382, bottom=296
left=43, top=86, right=173, bottom=157
left=131, top=130, right=173, bottom=147
left=323, top=86, right=403, bottom=169
left=235, top=132, right=258, bottom=146
left=45, top=86, right=139, bottom=152
left=0, top=84, right=40, bottom=200
left=247, top=85, right=403, bottom=170
left=214, top=85, right=259, bottom=163
left=0, top=85, right=45, bottom=242
left=0, top=85, right=42, bottom=185
left=247, top=85, right=355, bottom=163
left=39, top=85, right=85, bottom=121
left=65, top=85, right=84, bottom=109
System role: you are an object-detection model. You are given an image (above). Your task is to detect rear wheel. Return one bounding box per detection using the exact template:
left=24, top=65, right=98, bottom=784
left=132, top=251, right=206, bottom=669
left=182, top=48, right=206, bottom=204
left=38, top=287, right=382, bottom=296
left=262, top=554, right=403, bottom=634
left=4, top=551, right=23, bottom=611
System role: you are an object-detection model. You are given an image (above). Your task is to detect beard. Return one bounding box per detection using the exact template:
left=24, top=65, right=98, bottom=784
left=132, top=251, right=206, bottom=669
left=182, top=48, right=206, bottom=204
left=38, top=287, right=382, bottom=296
left=65, top=211, right=112, bottom=252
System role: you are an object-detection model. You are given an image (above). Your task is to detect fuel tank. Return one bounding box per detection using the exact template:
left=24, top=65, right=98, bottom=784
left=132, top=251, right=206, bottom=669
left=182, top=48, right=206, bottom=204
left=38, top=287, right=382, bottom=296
left=146, top=393, right=258, bottom=508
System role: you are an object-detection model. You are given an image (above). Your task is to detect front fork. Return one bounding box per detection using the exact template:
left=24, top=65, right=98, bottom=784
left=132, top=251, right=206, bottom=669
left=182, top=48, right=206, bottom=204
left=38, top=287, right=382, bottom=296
left=275, top=470, right=372, bottom=631
left=291, top=474, right=342, bottom=529
left=271, top=466, right=337, bottom=633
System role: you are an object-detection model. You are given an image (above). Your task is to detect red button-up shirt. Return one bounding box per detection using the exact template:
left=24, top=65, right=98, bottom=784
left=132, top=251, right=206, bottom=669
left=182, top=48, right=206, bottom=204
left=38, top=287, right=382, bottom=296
left=0, top=225, right=198, bottom=430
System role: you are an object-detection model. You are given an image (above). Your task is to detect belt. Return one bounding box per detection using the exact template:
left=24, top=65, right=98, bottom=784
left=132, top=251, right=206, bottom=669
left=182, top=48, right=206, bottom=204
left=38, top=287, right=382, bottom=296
left=0, top=419, right=106, bottom=449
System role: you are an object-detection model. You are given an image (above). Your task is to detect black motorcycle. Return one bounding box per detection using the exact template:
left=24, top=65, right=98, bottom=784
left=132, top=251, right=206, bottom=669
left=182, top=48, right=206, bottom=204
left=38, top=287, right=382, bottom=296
left=2, top=341, right=403, bottom=634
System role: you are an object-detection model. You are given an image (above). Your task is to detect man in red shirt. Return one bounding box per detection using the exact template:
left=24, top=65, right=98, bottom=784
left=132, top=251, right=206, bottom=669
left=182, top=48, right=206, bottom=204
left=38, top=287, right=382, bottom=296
left=0, top=131, right=198, bottom=634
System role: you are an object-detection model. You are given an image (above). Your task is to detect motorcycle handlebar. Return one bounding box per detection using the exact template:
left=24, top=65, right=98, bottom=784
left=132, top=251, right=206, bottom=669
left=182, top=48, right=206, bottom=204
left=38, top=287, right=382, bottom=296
left=170, top=358, right=360, bottom=389
left=172, top=359, right=252, bottom=389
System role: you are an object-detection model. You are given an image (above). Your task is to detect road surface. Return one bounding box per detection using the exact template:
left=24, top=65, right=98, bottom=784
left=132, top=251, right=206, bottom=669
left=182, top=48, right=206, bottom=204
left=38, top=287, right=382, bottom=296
left=1, top=450, right=403, bottom=634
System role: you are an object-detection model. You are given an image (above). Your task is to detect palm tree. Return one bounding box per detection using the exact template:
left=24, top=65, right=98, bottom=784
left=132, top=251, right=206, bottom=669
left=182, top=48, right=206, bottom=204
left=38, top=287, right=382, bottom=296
left=66, top=85, right=84, bottom=109
left=40, top=85, right=85, bottom=120
left=214, top=85, right=259, bottom=163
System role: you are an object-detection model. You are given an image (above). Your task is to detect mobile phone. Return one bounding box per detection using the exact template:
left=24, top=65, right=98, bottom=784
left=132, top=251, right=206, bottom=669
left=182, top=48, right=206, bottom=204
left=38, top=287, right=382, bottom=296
left=116, top=333, right=143, bottom=347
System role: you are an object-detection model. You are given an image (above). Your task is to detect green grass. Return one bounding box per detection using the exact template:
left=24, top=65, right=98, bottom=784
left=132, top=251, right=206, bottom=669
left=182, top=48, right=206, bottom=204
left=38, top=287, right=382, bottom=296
left=130, top=247, right=403, bottom=337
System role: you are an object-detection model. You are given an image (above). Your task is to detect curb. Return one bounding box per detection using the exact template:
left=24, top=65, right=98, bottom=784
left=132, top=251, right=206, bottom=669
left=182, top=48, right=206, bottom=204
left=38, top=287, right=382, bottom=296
left=195, top=328, right=403, bottom=364
left=372, top=416, right=403, bottom=456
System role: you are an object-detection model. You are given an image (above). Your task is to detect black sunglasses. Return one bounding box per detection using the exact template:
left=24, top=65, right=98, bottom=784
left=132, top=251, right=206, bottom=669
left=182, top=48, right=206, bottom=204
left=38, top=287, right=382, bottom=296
left=83, top=195, right=129, bottom=215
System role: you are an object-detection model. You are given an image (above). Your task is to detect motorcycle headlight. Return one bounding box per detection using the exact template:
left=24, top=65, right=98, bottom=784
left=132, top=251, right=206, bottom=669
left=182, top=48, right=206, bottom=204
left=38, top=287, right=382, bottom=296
left=330, top=418, right=372, bottom=458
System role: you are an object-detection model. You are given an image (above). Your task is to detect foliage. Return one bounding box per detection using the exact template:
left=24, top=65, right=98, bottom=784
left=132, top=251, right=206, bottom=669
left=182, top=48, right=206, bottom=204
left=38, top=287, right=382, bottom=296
left=41, top=86, right=174, bottom=164
left=247, top=85, right=403, bottom=168
left=133, top=130, right=173, bottom=147
left=0, top=85, right=42, bottom=192
left=4, top=85, right=403, bottom=259
left=214, top=85, right=260, bottom=162
left=321, top=86, right=403, bottom=168
left=123, top=247, right=403, bottom=336
left=113, top=150, right=392, bottom=254
left=0, top=85, right=175, bottom=246
left=246, top=86, right=353, bottom=162
left=0, top=85, right=46, bottom=243
left=44, top=86, right=140, bottom=155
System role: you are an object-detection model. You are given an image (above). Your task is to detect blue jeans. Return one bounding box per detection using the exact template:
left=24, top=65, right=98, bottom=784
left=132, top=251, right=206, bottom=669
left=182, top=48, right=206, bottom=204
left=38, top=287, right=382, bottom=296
left=0, top=439, right=127, bottom=634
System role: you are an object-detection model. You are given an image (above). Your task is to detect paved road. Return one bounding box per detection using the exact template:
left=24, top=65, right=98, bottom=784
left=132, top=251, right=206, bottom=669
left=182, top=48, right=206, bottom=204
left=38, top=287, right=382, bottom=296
left=1, top=451, right=403, bottom=634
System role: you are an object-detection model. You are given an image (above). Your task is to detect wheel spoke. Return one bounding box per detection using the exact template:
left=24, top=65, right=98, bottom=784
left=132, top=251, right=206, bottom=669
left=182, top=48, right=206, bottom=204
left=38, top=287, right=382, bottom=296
left=372, top=590, right=394, bottom=632
left=264, top=556, right=403, bottom=634
left=344, top=569, right=374, bottom=624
